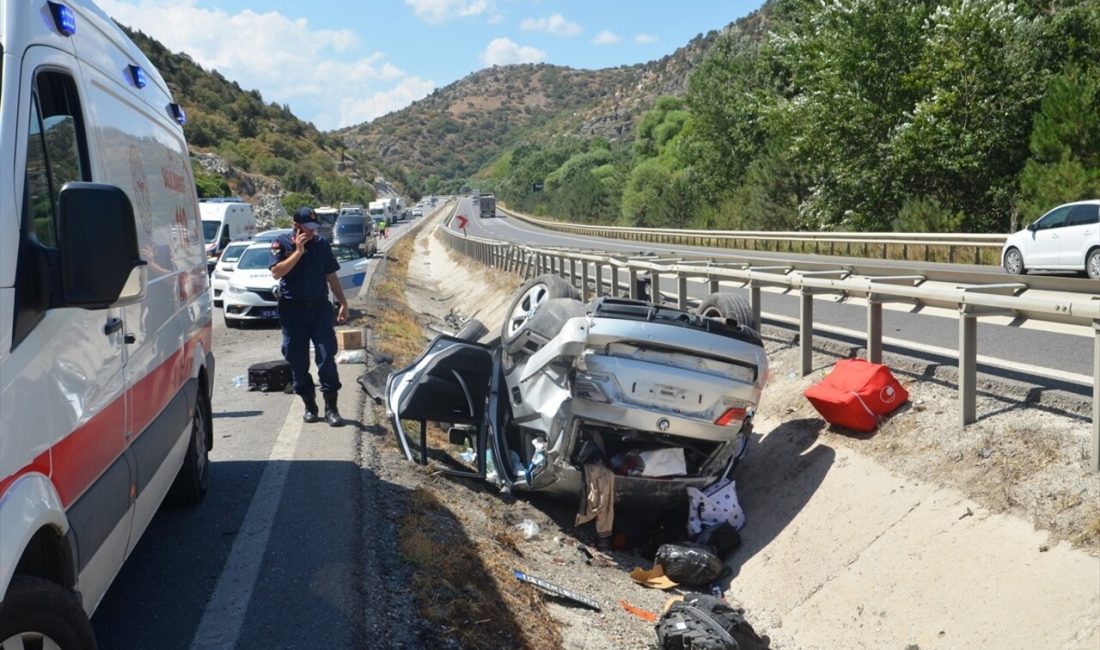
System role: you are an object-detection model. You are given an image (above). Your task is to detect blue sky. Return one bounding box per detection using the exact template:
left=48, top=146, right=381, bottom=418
left=99, top=1, right=764, bottom=131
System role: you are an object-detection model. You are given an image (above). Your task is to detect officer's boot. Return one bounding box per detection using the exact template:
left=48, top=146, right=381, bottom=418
left=301, top=393, right=320, bottom=424
left=323, top=392, right=343, bottom=427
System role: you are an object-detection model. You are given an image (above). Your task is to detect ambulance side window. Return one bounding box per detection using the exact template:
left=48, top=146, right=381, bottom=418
left=13, top=71, right=90, bottom=347
left=25, top=72, right=89, bottom=244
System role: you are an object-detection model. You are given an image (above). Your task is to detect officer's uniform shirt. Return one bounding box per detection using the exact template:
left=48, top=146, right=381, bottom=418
left=268, top=234, right=340, bottom=301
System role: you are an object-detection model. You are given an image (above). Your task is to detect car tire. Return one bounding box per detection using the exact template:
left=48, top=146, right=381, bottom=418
left=501, top=274, right=580, bottom=354
left=1087, top=248, right=1100, bottom=280
left=698, top=292, right=753, bottom=327
left=1003, top=247, right=1026, bottom=275
left=697, top=292, right=762, bottom=346
left=0, top=576, right=96, bottom=650
left=167, top=387, right=211, bottom=506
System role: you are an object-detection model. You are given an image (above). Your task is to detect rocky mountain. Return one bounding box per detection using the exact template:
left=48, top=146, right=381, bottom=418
left=339, top=5, right=771, bottom=193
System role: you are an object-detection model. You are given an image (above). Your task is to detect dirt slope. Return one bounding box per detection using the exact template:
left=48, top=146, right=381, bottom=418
left=376, top=211, right=1099, bottom=649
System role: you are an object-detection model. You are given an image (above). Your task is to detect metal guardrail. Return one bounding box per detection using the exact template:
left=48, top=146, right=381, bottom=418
left=440, top=226, right=1100, bottom=471
left=499, top=205, right=1008, bottom=266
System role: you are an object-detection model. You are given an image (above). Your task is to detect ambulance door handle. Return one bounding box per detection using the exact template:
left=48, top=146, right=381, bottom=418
left=104, top=318, right=123, bottom=336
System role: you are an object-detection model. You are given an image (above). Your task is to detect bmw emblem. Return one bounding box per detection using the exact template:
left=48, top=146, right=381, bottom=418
left=657, top=418, right=670, bottom=432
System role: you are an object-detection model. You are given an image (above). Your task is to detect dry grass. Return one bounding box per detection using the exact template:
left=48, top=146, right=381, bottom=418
left=366, top=236, right=430, bottom=367
left=372, top=228, right=563, bottom=649
left=397, top=487, right=563, bottom=650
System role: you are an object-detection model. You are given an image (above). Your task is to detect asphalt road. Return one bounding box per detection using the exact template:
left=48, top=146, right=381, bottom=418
left=454, top=198, right=1096, bottom=387
left=90, top=213, right=425, bottom=649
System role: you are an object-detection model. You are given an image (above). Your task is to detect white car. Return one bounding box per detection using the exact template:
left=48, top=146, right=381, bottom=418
left=223, top=243, right=370, bottom=327
left=1002, top=200, right=1100, bottom=279
left=210, top=240, right=254, bottom=305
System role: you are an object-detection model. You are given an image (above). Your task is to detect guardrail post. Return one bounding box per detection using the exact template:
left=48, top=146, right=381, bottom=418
left=595, top=263, right=604, bottom=298
left=677, top=273, right=688, bottom=310
left=569, top=259, right=577, bottom=289
left=629, top=269, right=641, bottom=300
left=751, top=285, right=762, bottom=332
left=650, top=272, right=661, bottom=306
left=800, top=291, right=813, bottom=376
left=611, top=264, right=621, bottom=297
left=959, top=308, right=978, bottom=426
left=582, top=262, right=591, bottom=302
left=559, top=255, right=568, bottom=280
left=1092, top=319, right=1099, bottom=472
left=867, top=298, right=883, bottom=364
left=708, top=278, right=719, bottom=295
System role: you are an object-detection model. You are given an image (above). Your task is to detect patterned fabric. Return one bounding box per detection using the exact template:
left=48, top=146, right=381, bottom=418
left=687, top=478, right=745, bottom=537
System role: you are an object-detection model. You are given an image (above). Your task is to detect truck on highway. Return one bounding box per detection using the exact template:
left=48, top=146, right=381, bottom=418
left=368, top=198, right=396, bottom=224
left=479, top=194, right=496, bottom=218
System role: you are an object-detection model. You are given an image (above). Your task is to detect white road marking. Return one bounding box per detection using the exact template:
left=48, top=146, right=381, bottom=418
left=189, top=401, right=303, bottom=650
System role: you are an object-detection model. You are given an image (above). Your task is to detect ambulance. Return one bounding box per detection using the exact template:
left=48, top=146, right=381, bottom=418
left=0, top=1, right=215, bottom=645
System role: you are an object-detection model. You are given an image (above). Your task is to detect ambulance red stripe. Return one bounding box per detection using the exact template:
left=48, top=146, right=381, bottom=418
left=0, top=323, right=212, bottom=508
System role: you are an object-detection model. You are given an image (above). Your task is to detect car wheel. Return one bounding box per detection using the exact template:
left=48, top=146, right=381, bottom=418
left=1087, top=248, right=1100, bottom=280
left=0, top=576, right=96, bottom=650
left=1003, top=247, right=1026, bottom=275
left=697, top=292, right=753, bottom=327
left=167, top=387, right=211, bottom=506
left=501, top=274, right=579, bottom=353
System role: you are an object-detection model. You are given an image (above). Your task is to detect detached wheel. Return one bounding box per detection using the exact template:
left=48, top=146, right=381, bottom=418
left=1003, top=247, right=1026, bottom=275
left=1087, top=249, right=1100, bottom=280
left=0, top=576, right=96, bottom=650
left=167, top=387, right=211, bottom=506
left=501, top=274, right=579, bottom=354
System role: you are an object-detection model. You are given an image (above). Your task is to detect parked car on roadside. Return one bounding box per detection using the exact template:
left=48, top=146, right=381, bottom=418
left=210, top=240, right=254, bottom=305
left=386, top=277, right=769, bottom=504
left=1002, top=200, right=1100, bottom=279
left=412, top=207, right=423, bottom=217
left=253, top=228, right=293, bottom=243
left=222, top=243, right=369, bottom=327
left=332, top=213, right=378, bottom=256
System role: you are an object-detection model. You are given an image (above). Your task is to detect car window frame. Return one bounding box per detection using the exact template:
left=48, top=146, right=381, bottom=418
left=1065, top=204, right=1099, bottom=228
left=1034, top=206, right=1071, bottom=231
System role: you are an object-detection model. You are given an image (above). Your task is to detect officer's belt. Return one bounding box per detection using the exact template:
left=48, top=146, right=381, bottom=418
left=277, top=299, right=331, bottom=310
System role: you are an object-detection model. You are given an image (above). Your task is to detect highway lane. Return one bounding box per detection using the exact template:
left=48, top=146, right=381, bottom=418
left=454, top=198, right=1095, bottom=386
left=90, top=214, right=427, bottom=648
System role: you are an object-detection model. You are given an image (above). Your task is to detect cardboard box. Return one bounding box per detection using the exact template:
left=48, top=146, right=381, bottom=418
left=336, top=328, right=364, bottom=350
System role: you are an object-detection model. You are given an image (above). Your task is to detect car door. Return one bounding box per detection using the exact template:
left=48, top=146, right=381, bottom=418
left=386, top=336, right=511, bottom=484
left=1058, top=203, right=1099, bottom=268
left=1026, top=206, right=1071, bottom=268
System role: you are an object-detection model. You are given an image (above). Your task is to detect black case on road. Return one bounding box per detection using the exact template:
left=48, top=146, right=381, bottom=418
left=248, top=360, right=292, bottom=393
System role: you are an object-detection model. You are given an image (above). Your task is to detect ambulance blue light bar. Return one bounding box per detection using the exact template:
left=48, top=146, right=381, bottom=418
left=128, top=64, right=147, bottom=88
left=168, top=103, right=187, bottom=126
left=48, top=2, right=77, bottom=36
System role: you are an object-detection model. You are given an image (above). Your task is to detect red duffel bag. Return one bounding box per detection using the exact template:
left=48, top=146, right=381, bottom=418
left=804, top=359, right=908, bottom=433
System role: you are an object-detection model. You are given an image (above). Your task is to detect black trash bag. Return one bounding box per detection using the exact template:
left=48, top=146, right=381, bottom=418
left=655, top=543, right=730, bottom=586
left=655, top=593, right=770, bottom=650
left=695, top=522, right=741, bottom=557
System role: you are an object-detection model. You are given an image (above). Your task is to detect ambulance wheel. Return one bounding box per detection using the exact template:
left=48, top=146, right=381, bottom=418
left=0, top=576, right=96, bottom=650
left=167, top=389, right=211, bottom=506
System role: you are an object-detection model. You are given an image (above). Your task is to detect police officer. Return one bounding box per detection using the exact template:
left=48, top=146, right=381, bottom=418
left=270, top=207, right=350, bottom=426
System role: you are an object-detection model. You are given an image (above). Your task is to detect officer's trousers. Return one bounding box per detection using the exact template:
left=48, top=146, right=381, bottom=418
left=278, top=301, right=342, bottom=396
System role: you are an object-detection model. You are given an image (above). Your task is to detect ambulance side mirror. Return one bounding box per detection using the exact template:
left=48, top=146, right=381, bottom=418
left=56, top=182, right=147, bottom=309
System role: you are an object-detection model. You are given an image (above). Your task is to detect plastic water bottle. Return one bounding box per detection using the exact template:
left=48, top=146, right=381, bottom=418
left=232, top=375, right=247, bottom=388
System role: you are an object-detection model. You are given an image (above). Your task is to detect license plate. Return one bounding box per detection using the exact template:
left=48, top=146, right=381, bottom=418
left=259, top=309, right=278, bottom=319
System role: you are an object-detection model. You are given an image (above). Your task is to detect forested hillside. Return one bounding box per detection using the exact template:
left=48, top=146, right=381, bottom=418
left=481, top=0, right=1099, bottom=234
left=124, top=27, right=376, bottom=216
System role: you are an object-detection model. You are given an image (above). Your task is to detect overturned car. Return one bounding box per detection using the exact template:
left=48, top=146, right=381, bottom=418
left=386, top=275, right=769, bottom=502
